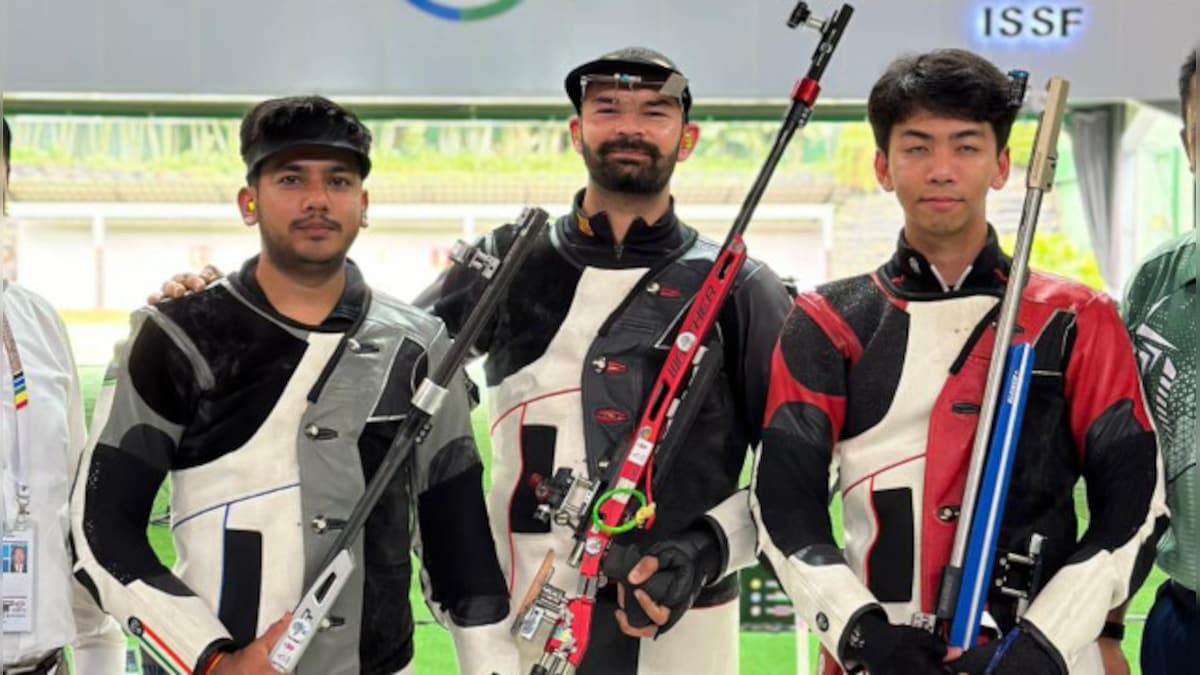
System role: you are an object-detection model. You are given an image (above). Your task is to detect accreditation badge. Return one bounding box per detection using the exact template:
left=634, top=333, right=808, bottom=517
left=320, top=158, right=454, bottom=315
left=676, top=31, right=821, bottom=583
left=2, top=522, right=36, bottom=633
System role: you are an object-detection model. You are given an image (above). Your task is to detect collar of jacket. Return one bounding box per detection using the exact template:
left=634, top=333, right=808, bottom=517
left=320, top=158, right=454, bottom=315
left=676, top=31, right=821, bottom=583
left=881, top=225, right=1012, bottom=297
left=556, top=188, right=692, bottom=267
left=230, top=255, right=368, bottom=331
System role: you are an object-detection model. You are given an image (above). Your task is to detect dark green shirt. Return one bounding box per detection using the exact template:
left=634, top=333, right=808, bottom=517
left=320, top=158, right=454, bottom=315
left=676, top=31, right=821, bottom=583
left=1124, top=230, right=1200, bottom=590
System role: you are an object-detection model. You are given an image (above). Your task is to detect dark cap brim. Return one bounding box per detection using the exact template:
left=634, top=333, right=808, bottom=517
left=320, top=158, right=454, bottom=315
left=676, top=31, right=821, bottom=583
left=244, top=138, right=372, bottom=180
left=565, top=58, right=692, bottom=115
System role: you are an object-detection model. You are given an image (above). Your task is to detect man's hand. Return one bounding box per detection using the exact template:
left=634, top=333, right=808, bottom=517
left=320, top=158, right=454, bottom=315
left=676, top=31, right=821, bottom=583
left=612, top=527, right=722, bottom=639
left=148, top=264, right=223, bottom=304
left=951, top=626, right=1065, bottom=675
left=1098, top=637, right=1130, bottom=675
left=211, top=613, right=290, bottom=675
left=844, top=611, right=954, bottom=675
left=615, top=556, right=671, bottom=638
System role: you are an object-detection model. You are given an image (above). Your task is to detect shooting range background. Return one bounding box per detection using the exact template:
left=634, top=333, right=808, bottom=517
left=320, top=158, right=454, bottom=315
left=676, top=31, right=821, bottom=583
left=4, top=1, right=1194, bottom=672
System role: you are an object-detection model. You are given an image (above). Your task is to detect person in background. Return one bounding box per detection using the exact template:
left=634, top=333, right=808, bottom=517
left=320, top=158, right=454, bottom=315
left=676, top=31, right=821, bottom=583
left=1122, top=45, right=1200, bottom=675
left=1, top=117, right=126, bottom=675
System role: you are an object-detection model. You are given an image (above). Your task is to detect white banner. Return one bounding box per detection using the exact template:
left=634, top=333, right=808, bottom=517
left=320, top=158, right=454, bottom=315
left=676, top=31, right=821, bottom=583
left=0, top=0, right=1196, bottom=103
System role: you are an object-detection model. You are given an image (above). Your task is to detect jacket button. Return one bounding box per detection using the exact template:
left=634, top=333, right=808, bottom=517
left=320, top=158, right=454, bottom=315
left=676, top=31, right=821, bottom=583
left=318, top=615, right=346, bottom=632
left=311, top=515, right=328, bottom=534
left=329, top=615, right=345, bottom=629
left=952, top=402, right=981, bottom=415
left=303, top=424, right=338, bottom=440
left=347, top=339, right=379, bottom=354
left=937, top=506, right=961, bottom=523
left=592, top=356, right=608, bottom=374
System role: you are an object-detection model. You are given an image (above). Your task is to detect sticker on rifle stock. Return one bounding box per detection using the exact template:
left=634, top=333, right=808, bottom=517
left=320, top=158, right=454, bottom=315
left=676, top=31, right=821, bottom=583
left=628, top=438, right=654, bottom=466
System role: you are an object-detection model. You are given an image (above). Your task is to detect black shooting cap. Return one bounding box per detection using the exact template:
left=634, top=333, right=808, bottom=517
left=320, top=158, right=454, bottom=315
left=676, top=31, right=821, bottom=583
left=565, top=46, right=692, bottom=116
left=240, top=95, right=372, bottom=181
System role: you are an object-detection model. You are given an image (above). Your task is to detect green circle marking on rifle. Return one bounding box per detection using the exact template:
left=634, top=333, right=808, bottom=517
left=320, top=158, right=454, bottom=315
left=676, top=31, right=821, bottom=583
left=592, top=488, right=647, bottom=534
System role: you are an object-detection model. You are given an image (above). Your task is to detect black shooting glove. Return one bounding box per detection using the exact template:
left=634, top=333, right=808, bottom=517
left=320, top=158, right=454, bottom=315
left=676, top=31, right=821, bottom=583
left=605, top=525, right=722, bottom=637
left=844, top=611, right=949, bottom=675
left=951, top=624, right=1066, bottom=675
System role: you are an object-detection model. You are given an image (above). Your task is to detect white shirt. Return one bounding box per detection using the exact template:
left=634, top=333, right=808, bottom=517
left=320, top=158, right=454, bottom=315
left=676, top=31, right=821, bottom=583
left=0, top=279, right=125, bottom=671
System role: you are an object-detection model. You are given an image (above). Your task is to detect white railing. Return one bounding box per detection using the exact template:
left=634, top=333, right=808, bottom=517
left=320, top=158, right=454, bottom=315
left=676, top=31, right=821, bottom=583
left=8, top=201, right=834, bottom=232
left=12, top=200, right=834, bottom=371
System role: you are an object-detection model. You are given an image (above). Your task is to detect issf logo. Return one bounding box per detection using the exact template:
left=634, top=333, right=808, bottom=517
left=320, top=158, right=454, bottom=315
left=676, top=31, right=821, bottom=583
left=407, top=0, right=522, bottom=21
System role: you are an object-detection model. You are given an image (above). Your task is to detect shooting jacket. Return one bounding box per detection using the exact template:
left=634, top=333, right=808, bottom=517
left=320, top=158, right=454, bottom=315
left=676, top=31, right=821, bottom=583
left=419, top=190, right=792, bottom=674
left=71, top=258, right=509, bottom=675
left=749, top=230, right=1166, bottom=673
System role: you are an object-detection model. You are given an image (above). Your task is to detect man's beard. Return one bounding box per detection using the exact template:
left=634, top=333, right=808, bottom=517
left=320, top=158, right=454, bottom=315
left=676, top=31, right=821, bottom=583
left=581, top=136, right=679, bottom=195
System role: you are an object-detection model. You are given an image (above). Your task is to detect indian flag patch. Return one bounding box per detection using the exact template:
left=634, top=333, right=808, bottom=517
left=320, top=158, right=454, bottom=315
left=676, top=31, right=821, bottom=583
left=128, top=617, right=192, bottom=675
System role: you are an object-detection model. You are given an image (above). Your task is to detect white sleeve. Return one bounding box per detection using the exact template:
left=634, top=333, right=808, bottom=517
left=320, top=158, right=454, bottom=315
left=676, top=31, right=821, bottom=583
left=703, top=489, right=759, bottom=577
left=69, top=576, right=128, bottom=675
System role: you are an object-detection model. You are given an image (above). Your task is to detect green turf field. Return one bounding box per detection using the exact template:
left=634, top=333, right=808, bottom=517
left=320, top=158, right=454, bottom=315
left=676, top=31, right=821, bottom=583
left=76, top=365, right=1160, bottom=673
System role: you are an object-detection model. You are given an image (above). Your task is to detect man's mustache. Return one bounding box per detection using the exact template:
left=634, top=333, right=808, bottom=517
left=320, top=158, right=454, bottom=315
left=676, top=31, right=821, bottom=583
left=598, top=137, right=662, bottom=162
left=290, top=216, right=342, bottom=230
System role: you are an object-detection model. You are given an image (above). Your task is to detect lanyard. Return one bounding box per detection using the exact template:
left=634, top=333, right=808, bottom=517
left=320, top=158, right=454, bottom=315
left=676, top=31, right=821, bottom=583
left=0, top=284, right=32, bottom=526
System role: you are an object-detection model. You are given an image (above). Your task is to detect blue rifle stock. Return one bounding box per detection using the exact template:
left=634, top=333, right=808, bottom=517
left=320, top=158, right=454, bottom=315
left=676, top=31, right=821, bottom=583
left=933, top=76, right=1069, bottom=650
left=948, top=342, right=1034, bottom=650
